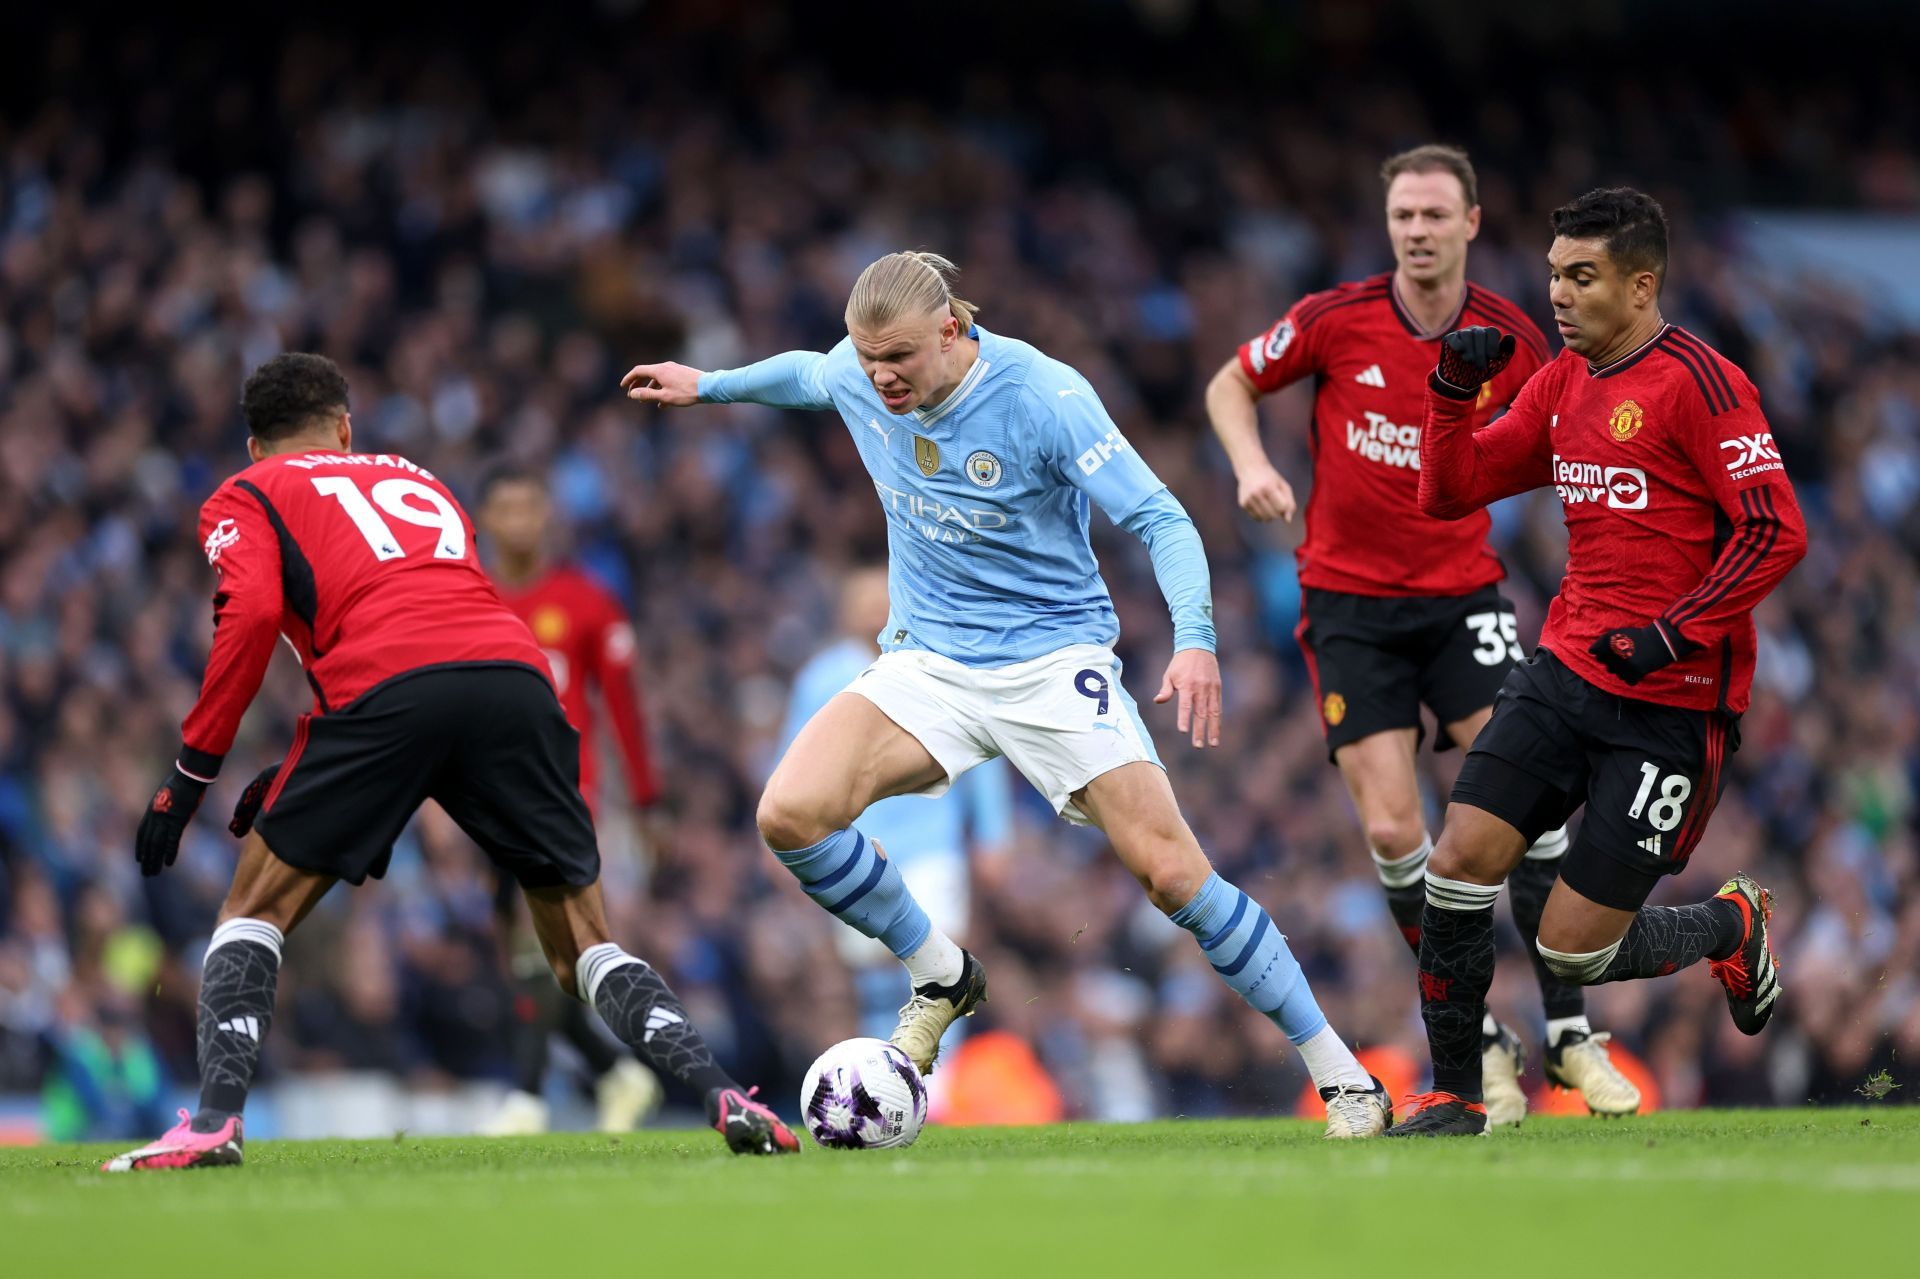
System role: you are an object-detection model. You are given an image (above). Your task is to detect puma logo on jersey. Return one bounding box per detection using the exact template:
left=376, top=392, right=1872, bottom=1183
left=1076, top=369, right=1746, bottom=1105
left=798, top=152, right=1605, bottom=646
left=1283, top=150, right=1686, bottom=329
left=1345, top=412, right=1421, bottom=470
left=1354, top=364, right=1386, bottom=388
left=204, top=518, right=240, bottom=565
left=866, top=418, right=893, bottom=446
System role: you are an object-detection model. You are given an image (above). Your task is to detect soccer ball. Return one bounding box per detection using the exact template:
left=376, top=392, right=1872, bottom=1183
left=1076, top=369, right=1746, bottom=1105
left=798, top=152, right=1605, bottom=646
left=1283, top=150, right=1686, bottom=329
left=800, top=1037, right=927, bottom=1150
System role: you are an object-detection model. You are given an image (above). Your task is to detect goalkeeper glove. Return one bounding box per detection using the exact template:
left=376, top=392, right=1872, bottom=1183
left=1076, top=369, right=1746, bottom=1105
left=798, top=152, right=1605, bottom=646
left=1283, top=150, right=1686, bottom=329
left=1588, top=620, right=1695, bottom=686
left=1431, top=326, right=1516, bottom=400
left=134, top=764, right=211, bottom=877
left=229, top=762, right=282, bottom=838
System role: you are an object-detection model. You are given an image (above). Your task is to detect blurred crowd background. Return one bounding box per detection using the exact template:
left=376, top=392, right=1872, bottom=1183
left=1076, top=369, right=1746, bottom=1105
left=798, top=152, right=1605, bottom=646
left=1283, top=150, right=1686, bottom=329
left=2, top=1, right=1917, bottom=1140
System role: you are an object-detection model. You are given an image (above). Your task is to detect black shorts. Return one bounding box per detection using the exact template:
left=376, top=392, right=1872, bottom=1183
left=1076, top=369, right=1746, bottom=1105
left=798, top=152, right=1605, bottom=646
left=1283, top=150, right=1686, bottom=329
left=255, top=662, right=600, bottom=891
left=1296, top=585, right=1522, bottom=759
left=1450, top=649, right=1739, bottom=911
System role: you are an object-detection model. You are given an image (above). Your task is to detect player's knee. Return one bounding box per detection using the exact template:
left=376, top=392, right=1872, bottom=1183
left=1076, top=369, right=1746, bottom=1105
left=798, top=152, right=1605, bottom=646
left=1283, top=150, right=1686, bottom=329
left=755, top=784, right=834, bottom=852
left=1138, top=851, right=1212, bottom=915
left=1363, top=813, right=1425, bottom=860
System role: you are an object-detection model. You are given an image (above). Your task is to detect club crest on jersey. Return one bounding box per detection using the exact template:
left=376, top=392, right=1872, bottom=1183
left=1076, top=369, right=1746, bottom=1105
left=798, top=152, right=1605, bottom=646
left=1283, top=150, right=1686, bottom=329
left=1476, top=381, right=1494, bottom=409
left=914, top=435, right=942, bottom=477
left=530, top=604, right=569, bottom=645
left=1322, top=692, right=1347, bottom=726
left=204, top=518, right=240, bottom=565
left=965, top=450, right=1003, bottom=488
left=1608, top=399, right=1645, bottom=442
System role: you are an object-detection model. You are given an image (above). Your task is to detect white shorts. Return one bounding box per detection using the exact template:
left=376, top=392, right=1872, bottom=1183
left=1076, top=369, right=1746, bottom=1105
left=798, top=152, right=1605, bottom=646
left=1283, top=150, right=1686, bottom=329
left=848, top=644, right=1163, bottom=825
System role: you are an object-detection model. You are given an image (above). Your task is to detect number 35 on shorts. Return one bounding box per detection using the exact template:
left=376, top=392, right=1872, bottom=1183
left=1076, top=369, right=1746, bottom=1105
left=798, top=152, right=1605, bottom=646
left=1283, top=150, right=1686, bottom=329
left=1466, top=610, right=1524, bottom=666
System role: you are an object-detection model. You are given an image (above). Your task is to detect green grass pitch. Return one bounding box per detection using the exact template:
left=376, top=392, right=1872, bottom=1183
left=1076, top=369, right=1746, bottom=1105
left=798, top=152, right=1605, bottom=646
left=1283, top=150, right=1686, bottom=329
left=5, top=1110, right=1910, bottom=1277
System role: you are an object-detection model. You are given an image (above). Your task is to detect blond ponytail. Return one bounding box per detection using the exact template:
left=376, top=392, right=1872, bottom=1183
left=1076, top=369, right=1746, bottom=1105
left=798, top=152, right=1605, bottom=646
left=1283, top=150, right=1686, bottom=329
left=845, top=250, right=979, bottom=332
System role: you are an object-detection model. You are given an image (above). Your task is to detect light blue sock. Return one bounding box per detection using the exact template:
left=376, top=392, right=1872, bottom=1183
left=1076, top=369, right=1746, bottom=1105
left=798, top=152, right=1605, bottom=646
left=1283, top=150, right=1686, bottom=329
left=1171, top=872, right=1329, bottom=1045
left=773, top=829, right=932, bottom=959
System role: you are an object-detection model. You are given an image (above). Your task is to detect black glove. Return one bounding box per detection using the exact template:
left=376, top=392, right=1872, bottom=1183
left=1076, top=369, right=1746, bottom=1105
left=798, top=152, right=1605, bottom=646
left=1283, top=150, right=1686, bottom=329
left=229, top=762, right=282, bottom=838
left=1431, top=326, right=1517, bottom=400
left=134, top=766, right=210, bottom=877
left=1588, top=620, right=1695, bottom=686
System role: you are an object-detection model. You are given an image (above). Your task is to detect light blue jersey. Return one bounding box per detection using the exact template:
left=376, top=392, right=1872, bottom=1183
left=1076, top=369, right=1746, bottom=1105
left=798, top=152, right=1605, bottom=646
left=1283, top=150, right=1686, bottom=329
left=781, top=639, right=1014, bottom=861
left=700, top=327, right=1213, bottom=666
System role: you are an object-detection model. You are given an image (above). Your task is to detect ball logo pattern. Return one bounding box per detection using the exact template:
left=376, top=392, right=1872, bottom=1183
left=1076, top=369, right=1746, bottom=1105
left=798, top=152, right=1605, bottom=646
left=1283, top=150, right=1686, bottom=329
left=800, top=1037, right=928, bottom=1150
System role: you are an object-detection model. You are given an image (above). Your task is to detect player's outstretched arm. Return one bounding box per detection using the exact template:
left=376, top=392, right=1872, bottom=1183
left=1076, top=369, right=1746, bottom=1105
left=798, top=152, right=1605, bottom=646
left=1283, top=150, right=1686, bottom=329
left=1204, top=357, right=1295, bottom=523
left=620, top=362, right=704, bottom=407
left=624, top=347, right=836, bottom=412
left=1419, top=327, right=1554, bottom=519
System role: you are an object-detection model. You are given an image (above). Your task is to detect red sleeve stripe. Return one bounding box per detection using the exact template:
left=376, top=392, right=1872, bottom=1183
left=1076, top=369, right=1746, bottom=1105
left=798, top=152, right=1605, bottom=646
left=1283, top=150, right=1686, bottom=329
left=1464, top=292, right=1550, bottom=363
left=1664, top=487, right=1781, bottom=629
left=1657, top=332, right=1739, bottom=415
left=1295, top=281, right=1389, bottom=330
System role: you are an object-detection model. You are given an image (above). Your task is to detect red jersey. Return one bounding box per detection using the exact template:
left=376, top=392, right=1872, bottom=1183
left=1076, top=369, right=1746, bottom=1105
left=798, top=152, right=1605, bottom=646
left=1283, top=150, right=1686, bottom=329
left=178, top=450, right=549, bottom=778
left=1237, top=272, right=1551, bottom=596
left=493, top=567, right=661, bottom=809
left=1420, top=324, right=1808, bottom=713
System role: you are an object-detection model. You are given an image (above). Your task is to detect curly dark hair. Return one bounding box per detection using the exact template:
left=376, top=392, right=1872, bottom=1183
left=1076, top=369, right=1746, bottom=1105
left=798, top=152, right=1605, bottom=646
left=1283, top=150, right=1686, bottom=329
left=241, top=353, right=351, bottom=442
left=1550, top=187, right=1669, bottom=284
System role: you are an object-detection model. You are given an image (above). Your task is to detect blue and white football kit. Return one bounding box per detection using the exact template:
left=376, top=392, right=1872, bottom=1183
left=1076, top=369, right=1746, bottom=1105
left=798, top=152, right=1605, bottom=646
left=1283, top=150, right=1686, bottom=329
left=703, top=329, right=1372, bottom=1090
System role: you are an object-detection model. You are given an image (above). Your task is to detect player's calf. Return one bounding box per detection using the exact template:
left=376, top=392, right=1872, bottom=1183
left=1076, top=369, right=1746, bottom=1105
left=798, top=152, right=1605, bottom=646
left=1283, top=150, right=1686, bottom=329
left=104, top=916, right=283, bottom=1173
left=1169, top=871, right=1377, bottom=1109
left=574, top=942, right=799, bottom=1155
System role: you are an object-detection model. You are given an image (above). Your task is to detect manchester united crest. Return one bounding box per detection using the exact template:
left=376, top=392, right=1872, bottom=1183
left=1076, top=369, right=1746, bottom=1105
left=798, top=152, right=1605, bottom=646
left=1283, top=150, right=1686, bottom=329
left=1323, top=692, right=1347, bottom=726
left=914, top=435, right=941, bottom=477
left=1608, top=399, right=1645, bottom=443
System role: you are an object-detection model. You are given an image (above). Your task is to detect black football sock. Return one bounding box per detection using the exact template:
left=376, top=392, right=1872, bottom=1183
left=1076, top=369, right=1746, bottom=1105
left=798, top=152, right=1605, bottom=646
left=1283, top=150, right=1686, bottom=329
left=193, top=918, right=284, bottom=1129
left=576, top=943, right=733, bottom=1103
left=1418, top=872, right=1503, bottom=1102
left=1586, top=900, right=1745, bottom=982
left=508, top=971, right=565, bottom=1095
left=1371, top=835, right=1431, bottom=956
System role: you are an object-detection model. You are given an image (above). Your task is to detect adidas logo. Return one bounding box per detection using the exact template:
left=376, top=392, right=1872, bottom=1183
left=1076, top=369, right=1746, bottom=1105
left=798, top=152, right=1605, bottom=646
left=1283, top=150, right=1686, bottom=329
left=1638, top=834, right=1663, bottom=857
left=642, top=1007, right=685, bottom=1043
left=1354, top=364, right=1386, bottom=388
left=217, top=1016, right=261, bottom=1042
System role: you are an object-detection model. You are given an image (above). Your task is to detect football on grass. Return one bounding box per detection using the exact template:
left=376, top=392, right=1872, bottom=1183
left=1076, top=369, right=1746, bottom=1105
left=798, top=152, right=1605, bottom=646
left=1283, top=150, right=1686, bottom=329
left=800, top=1037, right=927, bottom=1149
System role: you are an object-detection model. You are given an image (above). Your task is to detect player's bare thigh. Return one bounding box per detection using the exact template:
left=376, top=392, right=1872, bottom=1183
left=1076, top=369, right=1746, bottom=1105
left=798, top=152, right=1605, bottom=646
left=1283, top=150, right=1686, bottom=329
left=1429, top=800, right=1530, bottom=887
left=219, top=831, right=337, bottom=934
left=757, top=691, right=947, bottom=849
left=1331, top=727, right=1423, bottom=856
left=1071, top=762, right=1212, bottom=914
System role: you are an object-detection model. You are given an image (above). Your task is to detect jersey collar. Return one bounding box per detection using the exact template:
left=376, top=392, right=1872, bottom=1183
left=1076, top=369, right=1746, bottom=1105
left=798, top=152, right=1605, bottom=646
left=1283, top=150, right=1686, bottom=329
left=912, top=334, right=991, bottom=429
left=1389, top=276, right=1467, bottom=340
left=1587, top=322, right=1672, bottom=378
